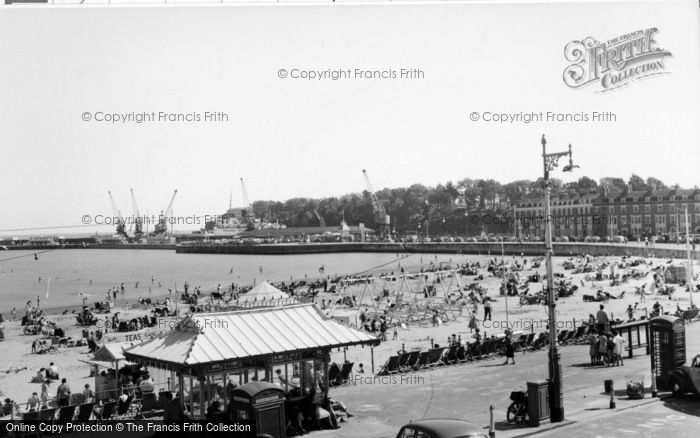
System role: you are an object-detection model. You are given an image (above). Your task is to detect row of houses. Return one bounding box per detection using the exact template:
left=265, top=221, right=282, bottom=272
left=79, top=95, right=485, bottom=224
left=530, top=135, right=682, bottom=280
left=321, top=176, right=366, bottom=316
left=514, top=187, right=700, bottom=240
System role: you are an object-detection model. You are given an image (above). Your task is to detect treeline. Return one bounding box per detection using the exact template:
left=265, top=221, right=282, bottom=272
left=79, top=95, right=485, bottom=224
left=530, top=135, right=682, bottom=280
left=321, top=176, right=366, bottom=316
left=250, top=174, right=672, bottom=236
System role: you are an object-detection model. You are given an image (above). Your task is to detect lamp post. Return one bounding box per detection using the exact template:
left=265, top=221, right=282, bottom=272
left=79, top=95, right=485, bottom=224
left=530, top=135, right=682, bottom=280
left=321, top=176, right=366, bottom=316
left=541, top=134, right=578, bottom=423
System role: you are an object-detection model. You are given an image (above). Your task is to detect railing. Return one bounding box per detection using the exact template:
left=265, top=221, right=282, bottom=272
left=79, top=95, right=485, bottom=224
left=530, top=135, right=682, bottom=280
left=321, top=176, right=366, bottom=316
left=0, top=381, right=172, bottom=420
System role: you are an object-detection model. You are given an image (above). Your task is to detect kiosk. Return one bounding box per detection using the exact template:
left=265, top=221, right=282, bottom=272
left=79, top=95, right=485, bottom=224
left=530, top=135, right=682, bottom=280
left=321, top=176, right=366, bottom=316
left=231, top=382, right=286, bottom=438
left=649, top=315, right=686, bottom=390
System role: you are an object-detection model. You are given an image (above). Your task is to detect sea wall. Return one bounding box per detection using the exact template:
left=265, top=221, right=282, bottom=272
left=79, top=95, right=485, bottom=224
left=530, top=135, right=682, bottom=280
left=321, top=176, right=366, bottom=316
left=176, top=242, right=699, bottom=259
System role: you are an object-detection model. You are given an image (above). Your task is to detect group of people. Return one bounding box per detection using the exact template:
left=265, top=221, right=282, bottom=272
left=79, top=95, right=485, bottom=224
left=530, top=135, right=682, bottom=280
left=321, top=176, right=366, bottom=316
left=589, top=330, right=626, bottom=366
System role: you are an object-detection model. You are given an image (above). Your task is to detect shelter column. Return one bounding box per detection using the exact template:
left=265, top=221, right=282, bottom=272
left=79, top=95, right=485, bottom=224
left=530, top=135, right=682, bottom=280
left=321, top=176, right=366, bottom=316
left=178, top=373, right=185, bottom=410
left=199, top=375, right=206, bottom=419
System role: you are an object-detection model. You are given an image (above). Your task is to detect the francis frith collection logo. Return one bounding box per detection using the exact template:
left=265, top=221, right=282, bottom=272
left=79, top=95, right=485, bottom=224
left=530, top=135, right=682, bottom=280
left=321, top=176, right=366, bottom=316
left=563, top=28, right=672, bottom=92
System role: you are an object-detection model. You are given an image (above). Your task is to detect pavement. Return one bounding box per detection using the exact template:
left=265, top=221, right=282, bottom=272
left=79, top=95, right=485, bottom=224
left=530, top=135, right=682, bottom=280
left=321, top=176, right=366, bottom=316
left=311, top=321, right=700, bottom=438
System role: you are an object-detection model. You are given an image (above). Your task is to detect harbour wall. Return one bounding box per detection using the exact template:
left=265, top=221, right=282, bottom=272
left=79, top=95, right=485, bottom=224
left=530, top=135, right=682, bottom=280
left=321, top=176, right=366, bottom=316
left=175, top=242, right=699, bottom=259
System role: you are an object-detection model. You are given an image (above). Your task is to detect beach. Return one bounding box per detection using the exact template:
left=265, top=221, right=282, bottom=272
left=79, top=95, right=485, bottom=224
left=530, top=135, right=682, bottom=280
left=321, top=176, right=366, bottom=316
left=0, top=252, right=696, bottom=414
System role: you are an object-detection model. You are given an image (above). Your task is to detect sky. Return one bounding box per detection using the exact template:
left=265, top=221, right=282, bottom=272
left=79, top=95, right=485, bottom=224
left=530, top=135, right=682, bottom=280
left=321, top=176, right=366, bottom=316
left=1, top=0, right=699, bottom=234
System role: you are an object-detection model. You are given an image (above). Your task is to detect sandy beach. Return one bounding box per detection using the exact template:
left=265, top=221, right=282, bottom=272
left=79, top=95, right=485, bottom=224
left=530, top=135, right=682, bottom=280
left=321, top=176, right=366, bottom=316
left=0, top=253, right=696, bottom=414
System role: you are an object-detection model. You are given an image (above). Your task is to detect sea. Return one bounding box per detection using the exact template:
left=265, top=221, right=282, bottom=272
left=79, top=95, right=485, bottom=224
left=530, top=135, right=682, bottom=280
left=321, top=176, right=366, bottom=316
left=0, top=249, right=488, bottom=314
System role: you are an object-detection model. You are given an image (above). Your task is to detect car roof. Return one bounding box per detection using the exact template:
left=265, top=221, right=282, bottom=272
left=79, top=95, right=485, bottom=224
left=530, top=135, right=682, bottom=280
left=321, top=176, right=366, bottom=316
left=405, top=418, right=483, bottom=435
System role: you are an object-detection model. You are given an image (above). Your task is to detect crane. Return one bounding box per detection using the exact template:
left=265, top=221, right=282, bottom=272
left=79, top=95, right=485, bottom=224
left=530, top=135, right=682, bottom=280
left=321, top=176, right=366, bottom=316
left=152, top=190, right=178, bottom=236
left=240, top=178, right=257, bottom=230
left=108, top=191, right=127, bottom=239
left=130, top=188, right=143, bottom=239
left=362, top=169, right=391, bottom=240
left=312, top=208, right=326, bottom=228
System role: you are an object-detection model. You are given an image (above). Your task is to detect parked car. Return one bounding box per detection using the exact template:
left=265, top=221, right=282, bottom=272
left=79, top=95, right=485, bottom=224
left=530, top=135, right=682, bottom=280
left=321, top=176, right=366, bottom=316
left=395, top=419, right=488, bottom=438
left=669, top=353, right=700, bottom=397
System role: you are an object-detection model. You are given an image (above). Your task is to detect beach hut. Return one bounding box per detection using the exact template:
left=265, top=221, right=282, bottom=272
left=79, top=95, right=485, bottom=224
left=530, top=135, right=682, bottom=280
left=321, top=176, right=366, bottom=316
left=84, top=342, right=133, bottom=401
left=123, top=303, right=379, bottom=419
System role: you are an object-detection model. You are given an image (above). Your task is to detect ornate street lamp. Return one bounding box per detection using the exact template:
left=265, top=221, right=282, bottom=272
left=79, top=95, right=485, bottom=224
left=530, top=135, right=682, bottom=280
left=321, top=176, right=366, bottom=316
left=541, top=134, right=578, bottom=423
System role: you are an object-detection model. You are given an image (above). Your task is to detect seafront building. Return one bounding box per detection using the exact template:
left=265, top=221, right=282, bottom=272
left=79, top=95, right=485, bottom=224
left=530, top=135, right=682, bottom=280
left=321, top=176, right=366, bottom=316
left=514, top=187, right=700, bottom=241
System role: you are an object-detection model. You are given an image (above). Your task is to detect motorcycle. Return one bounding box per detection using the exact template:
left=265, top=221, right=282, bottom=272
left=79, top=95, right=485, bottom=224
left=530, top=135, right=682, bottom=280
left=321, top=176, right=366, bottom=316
left=507, top=390, right=528, bottom=424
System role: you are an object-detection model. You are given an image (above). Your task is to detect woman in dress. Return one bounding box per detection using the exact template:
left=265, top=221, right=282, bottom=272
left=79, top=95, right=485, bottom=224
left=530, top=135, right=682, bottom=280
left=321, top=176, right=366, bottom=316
left=503, top=330, right=516, bottom=365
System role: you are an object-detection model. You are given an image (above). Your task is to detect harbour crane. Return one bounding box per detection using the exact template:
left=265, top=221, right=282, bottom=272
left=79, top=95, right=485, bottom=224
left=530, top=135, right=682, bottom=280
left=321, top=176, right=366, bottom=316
left=312, top=208, right=326, bottom=228
left=108, top=191, right=128, bottom=239
left=362, top=169, right=392, bottom=240
left=130, top=188, right=143, bottom=239
left=240, top=178, right=257, bottom=230
left=152, top=190, right=178, bottom=236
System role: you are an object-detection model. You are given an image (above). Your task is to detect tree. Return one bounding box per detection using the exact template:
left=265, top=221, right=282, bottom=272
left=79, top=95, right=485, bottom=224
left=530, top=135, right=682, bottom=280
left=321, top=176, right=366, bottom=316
left=628, top=174, right=648, bottom=191
left=645, top=177, right=667, bottom=191
left=577, top=176, right=598, bottom=190
left=599, top=177, right=627, bottom=193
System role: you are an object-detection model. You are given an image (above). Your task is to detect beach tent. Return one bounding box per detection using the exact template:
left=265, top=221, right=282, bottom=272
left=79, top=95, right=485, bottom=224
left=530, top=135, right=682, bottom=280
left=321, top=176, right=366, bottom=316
left=84, top=342, right=134, bottom=401
left=238, top=281, right=290, bottom=303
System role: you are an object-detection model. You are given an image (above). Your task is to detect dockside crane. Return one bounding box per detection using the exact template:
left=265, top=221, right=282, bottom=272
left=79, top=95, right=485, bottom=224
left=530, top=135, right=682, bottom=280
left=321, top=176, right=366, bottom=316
left=130, top=188, right=143, bottom=239
left=152, top=190, right=178, bottom=236
left=240, top=178, right=257, bottom=230
left=362, top=169, right=392, bottom=241
left=312, top=208, right=326, bottom=228
left=108, top=191, right=128, bottom=239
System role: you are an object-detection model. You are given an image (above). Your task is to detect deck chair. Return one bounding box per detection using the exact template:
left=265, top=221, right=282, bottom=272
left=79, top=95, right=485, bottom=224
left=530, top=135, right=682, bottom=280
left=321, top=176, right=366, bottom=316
left=57, top=405, right=76, bottom=424
left=327, top=363, right=342, bottom=386
left=22, top=411, right=41, bottom=438
left=396, top=352, right=411, bottom=371
left=98, top=400, right=117, bottom=420
left=403, top=351, right=421, bottom=372
left=417, top=351, right=431, bottom=369
left=455, top=345, right=468, bottom=363
left=427, top=347, right=446, bottom=367
left=377, top=356, right=400, bottom=375
left=339, top=362, right=354, bottom=384
left=76, top=402, right=94, bottom=421
left=116, top=395, right=134, bottom=419
left=39, top=407, right=56, bottom=423
left=23, top=410, right=40, bottom=422
left=480, top=340, right=494, bottom=358
left=443, top=345, right=459, bottom=365
left=139, top=392, right=158, bottom=411
left=557, top=329, right=569, bottom=343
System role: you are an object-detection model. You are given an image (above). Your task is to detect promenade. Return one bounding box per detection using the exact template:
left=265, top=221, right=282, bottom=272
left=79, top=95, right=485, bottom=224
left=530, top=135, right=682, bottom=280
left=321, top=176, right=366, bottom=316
left=313, top=321, right=700, bottom=438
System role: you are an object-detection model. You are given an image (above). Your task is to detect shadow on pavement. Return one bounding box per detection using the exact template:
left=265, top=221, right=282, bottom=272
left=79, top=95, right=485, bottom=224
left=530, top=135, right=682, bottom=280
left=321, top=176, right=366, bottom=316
left=494, top=419, right=534, bottom=432
left=661, top=394, right=700, bottom=418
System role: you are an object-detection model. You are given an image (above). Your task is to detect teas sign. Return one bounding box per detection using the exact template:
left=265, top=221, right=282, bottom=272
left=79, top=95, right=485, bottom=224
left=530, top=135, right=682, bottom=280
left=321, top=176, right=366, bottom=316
left=563, top=28, right=672, bottom=92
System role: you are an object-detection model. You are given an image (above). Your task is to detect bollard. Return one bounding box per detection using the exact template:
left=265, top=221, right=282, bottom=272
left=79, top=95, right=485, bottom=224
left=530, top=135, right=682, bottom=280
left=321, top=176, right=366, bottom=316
left=489, top=405, right=496, bottom=438
left=609, top=380, right=616, bottom=409
left=651, top=374, right=658, bottom=398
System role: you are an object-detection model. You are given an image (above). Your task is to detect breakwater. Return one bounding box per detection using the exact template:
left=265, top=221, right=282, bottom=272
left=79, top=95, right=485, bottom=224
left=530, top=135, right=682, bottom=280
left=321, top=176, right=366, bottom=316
left=176, top=242, right=699, bottom=259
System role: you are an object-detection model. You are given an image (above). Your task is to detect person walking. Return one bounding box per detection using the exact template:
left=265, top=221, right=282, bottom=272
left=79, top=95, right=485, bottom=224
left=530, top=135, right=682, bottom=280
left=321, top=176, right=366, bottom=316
left=483, top=298, right=492, bottom=321
left=503, top=330, right=516, bottom=365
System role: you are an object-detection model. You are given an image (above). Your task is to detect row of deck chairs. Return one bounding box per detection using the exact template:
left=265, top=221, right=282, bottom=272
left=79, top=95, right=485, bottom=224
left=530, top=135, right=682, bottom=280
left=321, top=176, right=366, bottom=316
left=18, top=392, right=170, bottom=435
left=328, top=362, right=354, bottom=387
left=377, top=326, right=594, bottom=375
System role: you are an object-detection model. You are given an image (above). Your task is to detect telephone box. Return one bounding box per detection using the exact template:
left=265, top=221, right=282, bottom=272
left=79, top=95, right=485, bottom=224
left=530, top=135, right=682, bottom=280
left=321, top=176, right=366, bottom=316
left=649, top=315, right=686, bottom=391
left=231, top=382, right=286, bottom=438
